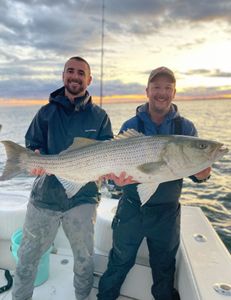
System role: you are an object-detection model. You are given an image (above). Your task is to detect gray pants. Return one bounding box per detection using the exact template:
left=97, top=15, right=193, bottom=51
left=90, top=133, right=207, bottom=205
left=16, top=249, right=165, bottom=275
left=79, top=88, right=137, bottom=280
left=12, top=202, right=96, bottom=300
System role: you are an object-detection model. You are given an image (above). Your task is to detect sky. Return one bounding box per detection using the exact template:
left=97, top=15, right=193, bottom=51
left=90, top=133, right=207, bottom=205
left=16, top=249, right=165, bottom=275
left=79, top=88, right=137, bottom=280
left=0, top=0, right=231, bottom=104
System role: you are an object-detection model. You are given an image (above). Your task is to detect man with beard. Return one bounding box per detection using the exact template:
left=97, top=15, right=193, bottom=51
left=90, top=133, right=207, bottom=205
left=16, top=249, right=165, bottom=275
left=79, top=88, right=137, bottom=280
left=12, top=56, right=113, bottom=300
left=97, top=67, right=211, bottom=300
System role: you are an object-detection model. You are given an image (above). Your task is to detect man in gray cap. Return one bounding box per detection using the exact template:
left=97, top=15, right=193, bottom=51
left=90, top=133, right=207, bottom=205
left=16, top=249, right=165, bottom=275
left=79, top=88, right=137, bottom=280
left=97, top=67, right=211, bottom=300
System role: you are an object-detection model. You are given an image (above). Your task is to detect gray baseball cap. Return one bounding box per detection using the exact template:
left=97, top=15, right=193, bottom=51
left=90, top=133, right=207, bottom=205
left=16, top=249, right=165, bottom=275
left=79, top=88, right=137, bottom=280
left=148, top=66, right=176, bottom=84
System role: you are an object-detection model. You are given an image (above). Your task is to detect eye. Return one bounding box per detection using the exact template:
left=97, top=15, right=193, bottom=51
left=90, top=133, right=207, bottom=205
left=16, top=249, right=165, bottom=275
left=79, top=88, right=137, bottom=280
left=198, top=143, right=208, bottom=149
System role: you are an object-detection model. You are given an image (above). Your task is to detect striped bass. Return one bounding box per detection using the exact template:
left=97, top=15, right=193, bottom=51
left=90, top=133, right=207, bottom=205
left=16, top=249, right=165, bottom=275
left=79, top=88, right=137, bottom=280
left=0, top=130, right=228, bottom=205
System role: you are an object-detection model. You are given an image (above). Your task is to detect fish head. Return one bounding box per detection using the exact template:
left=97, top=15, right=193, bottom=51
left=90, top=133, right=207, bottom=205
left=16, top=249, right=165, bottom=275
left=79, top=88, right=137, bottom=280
left=164, top=135, right=229, bottom=177
left=187, top=137, right=228, bottom=161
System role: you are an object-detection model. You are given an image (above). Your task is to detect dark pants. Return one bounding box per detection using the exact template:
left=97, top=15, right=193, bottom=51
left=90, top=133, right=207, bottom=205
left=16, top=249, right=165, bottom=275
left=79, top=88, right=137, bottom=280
left=97, top=198, right=181, bottom=300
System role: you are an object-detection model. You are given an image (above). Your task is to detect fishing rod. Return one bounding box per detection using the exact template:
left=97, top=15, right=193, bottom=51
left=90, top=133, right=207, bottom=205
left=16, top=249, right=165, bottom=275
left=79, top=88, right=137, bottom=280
left=100, top=0, right=105, bottom=107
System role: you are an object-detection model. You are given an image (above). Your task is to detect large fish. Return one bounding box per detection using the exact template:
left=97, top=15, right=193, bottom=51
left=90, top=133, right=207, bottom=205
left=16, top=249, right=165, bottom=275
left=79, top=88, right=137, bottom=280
left=0, top=130, right=228, bottom=205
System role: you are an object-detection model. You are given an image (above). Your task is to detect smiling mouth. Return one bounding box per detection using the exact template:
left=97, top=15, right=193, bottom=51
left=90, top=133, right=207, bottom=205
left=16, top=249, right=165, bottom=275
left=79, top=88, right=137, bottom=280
left=156, top=98, right=167, bottom=102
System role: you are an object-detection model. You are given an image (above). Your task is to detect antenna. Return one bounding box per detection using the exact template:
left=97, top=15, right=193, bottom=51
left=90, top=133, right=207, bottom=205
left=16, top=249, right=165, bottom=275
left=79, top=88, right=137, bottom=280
left=100, top=0, right=105, bottom=107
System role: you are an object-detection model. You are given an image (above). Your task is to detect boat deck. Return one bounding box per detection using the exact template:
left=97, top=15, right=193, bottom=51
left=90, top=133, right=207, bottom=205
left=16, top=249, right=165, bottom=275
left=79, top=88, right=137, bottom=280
left=0, top=249, right=135, bottom=300
left=0, top=194, right=231, bottom=300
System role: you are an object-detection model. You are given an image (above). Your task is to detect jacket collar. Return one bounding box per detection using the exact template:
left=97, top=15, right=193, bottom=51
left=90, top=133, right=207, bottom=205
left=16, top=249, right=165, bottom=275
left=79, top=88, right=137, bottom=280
left=49, top=87, right=92, bottom=111
left=136, top=102, right=180, bottom=123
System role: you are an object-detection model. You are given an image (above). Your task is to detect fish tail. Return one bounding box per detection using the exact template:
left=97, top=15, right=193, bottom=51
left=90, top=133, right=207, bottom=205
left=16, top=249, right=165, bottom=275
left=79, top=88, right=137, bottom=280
left=0, top=140, right=27, bottom=180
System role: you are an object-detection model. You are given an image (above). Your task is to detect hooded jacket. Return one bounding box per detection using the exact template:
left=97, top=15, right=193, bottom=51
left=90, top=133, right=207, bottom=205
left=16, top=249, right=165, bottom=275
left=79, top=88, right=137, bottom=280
left=25, top=87, right=113, bottom=211
left=120, top=103, right=198, bottom=206
left=120, top=102, right=197, bottom=136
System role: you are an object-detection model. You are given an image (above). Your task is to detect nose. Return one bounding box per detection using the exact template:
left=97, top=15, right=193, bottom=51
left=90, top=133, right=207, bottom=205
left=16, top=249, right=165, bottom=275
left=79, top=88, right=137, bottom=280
left=71, top=71, right=79, bottom=79
left=158, top=90, right=166, bottom=97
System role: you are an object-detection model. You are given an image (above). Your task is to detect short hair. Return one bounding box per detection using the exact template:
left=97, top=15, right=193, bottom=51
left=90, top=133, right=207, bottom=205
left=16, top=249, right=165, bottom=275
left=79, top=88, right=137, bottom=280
left=65, top=56, right=91, bottom=74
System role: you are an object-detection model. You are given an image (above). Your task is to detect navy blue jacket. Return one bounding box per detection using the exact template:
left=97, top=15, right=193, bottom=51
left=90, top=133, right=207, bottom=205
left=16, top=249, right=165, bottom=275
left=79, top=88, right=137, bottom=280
left=120, top=103, right=198, bottom=206
left=25, top=87, right=113, bottom=211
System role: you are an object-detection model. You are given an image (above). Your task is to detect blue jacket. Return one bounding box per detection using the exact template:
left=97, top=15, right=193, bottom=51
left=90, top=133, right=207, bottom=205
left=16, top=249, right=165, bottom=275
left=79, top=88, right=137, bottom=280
left=25, top=87, right=113, bottom=211
left=120, top=102, right=197, bottom=136
left=120, top=103, right=198, bottom=206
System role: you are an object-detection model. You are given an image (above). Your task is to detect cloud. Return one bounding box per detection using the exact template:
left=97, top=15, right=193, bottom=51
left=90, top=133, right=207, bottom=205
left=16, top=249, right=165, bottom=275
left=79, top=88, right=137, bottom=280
left=0, top=1, right=102, bottom=53
left=0, top=0, right=230, bottom=99
left=98, top=79, right=144, bottom=95
left=169, top=1, right=231, bottom=22
left=1, top=0, right=230, bottom=52
left=0, top=75, right=144, bottom=99
left=176, top=38, right=206, bottom=50
left=0, top=78, right=60, bottom=99
left=210, top=70, right=231, bottom=78
left=184, top=69, right=231, bottom=78
left=178, top=85, right=231, bottom=99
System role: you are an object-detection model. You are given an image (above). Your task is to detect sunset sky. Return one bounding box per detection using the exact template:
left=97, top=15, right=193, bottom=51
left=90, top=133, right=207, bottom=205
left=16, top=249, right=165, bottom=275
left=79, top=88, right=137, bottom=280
left=0, top=0, right=231, bottom=104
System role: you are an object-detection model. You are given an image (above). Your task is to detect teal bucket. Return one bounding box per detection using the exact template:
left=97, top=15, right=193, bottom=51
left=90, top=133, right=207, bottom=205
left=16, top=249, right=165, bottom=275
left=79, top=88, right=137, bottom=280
left=11, top=229, right=52, bottom=286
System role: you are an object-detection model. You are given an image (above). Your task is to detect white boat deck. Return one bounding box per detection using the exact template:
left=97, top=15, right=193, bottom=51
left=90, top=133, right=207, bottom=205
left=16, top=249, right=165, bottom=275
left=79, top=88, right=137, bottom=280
left=0, top=251, right=134, bottom=300
left=0, top=194, right=231, bottom=300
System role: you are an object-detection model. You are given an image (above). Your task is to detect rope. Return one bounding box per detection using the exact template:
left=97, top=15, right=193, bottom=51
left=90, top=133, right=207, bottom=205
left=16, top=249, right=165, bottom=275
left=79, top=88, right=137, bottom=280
left=0, top=269, right=13, bottom=293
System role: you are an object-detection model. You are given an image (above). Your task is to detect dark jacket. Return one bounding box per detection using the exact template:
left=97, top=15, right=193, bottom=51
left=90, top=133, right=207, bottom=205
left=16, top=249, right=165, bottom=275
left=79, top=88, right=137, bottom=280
left=120, top=103, right=198, bottom=206
left=25, top=87, right=113, bottom=211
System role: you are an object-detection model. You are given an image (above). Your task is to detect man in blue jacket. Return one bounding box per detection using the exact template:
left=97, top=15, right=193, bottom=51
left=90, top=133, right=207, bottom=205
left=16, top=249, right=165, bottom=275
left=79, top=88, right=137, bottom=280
left=12, top=56, right=113, bottom=300
left=97, top=67, right=211, bottom=300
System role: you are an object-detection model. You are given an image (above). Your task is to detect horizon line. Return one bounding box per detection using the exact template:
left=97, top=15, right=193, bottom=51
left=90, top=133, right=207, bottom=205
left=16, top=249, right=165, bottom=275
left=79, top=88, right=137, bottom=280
left=0, top=93, right=231, bottom=107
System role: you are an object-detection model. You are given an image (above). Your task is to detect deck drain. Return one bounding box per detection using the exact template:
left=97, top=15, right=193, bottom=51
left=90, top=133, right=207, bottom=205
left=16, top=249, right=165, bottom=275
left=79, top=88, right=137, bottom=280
left=193, top=233, right=207, bottom=242
left=60, top=259, right=69, bottom=265
left=213, top=283, right=231, bottom=296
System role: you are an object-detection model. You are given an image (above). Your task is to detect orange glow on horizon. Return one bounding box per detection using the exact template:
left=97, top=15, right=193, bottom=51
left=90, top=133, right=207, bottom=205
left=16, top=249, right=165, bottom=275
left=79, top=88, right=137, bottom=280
left=0, top=94, right=146, bottom=107
left=0, top=93, right=230, bottom=107
left=0, top=98, right=48, bottom=106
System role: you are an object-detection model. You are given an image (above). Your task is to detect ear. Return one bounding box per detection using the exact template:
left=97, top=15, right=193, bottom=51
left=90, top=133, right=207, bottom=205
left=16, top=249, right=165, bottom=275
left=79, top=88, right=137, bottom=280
left=145, top=86, right=149, bottom=97
left=88, top=75, right=93, bottom=86
left=173, top=88, right=176, bottom=97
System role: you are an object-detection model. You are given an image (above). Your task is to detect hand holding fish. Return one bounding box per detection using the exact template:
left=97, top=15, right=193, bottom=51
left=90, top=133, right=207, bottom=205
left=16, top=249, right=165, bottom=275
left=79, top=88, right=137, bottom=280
left=194, top=167, right=211, bottom=181
left=100, top=171, right=138, bottom=187
left=30, top=149, right=51, bottom=176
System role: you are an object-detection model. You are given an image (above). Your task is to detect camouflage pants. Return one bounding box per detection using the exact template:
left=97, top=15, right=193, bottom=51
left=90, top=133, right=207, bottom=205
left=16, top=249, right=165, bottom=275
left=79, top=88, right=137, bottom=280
left=12, top=202, right=96, bottom=300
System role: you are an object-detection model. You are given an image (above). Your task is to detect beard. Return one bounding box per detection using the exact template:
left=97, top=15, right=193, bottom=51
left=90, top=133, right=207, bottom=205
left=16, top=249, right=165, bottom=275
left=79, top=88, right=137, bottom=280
left=65, top=80, right=84, bottom=97
left=150, top=96, right=172, bottom=114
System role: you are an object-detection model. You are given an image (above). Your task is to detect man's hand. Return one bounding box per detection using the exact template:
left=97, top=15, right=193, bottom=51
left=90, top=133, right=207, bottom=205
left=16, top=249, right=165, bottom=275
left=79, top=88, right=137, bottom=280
left=30, top=149, right=50, bottom=176
left=100, top=171, right=138, bottom=187
left=194, top=167, right=211, bottom=181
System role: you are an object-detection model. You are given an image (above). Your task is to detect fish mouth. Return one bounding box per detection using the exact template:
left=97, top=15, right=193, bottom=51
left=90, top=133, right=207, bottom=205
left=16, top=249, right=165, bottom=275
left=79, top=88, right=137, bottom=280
left=212, top=144, right=229, bottom=160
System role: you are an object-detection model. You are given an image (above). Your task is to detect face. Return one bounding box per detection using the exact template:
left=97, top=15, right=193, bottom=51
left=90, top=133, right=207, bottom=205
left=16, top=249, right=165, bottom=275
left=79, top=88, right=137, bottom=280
left=146, top=75, right=176, bottom=115
left=63, top=59, right=92, bottom=101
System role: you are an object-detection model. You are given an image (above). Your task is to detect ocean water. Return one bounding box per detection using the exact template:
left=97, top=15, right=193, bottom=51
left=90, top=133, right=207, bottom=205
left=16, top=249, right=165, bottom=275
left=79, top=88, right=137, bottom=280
left=0, top=99, right=230, bottom=253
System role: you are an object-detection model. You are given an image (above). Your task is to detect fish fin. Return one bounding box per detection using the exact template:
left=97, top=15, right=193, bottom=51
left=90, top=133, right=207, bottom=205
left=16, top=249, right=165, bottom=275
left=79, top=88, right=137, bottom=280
left=57, top=177, right=84, bottom=198
left=0, top=140, right=28, bottom=180
left=137, top=162, right=165, bottom=174
left=137, top=182, right=159, bottom=206
left=112, top=129, right=144, bottom=141
left=60, top=137, right=101, bottom=154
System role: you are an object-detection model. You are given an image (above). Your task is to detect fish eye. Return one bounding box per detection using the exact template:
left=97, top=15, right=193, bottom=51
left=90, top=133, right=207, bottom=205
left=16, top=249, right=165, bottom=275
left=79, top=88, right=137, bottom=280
left=198, top=143, right=208, bottom=150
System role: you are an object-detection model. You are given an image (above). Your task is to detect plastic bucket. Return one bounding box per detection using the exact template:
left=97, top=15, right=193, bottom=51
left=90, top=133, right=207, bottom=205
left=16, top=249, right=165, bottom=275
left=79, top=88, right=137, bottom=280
left=11, top=229, right=52, bottom=286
